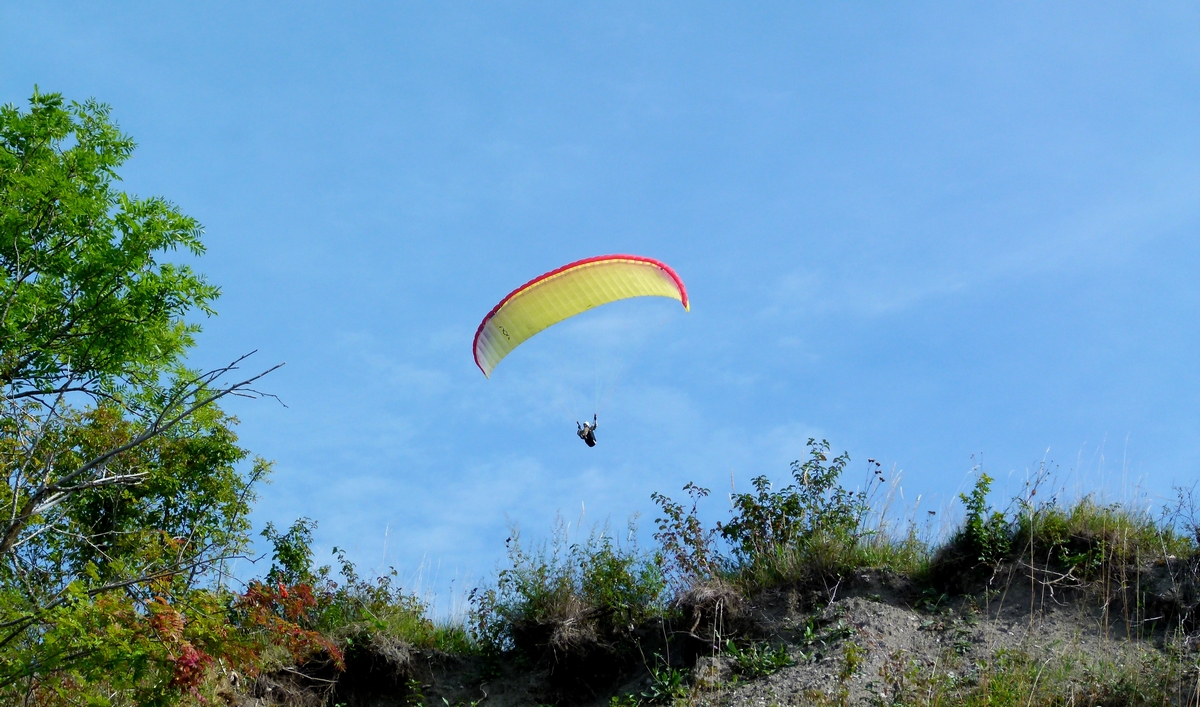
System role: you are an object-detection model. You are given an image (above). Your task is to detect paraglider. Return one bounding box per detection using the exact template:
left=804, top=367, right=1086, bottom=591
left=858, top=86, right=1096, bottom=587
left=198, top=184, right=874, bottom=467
left=473, top=254, right=689, bottom=378
left=473, top=254, right=688, bottom=445
left=577, top=414, right=598, bottom=447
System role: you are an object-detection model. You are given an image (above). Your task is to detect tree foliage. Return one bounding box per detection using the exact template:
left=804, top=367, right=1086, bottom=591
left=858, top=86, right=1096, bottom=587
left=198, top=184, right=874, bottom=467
left=0, top=89, right=277, bottom=705
left=0, top=88, right=217, bottom=402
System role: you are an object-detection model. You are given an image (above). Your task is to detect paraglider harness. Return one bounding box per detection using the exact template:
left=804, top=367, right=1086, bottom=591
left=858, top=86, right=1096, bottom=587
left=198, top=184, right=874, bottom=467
left=577, top=414, right=598, bottom=447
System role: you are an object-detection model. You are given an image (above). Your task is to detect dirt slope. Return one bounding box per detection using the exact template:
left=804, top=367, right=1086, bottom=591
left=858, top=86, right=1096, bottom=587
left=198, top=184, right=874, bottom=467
left=240, top=566, right=1189, bottom=706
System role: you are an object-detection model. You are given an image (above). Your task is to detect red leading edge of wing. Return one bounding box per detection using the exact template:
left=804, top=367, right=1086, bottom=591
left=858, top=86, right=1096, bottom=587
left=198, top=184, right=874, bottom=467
left=472, top=254, right=689, bottom=376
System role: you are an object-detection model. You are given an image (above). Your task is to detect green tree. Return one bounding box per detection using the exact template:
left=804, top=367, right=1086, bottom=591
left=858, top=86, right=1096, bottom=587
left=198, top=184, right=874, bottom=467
left=0, top=89, right=279, bottom=704
left=1, top=89, right=214, bottom=401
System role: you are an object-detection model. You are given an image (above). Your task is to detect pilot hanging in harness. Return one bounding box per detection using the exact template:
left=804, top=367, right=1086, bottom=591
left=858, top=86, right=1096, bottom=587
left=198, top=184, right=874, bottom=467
left=577, top=414, right=598, bottom=447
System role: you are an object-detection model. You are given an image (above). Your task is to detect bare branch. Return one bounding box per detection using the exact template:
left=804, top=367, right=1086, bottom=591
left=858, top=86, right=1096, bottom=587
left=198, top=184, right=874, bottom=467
left=30, top=472, right=150, bottom=517
left=0, top=355, right=284, bottom=557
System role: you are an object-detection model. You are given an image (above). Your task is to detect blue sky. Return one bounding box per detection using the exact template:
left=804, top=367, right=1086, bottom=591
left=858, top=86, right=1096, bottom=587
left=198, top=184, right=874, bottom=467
left=4, top=2, right=1198, bottom=604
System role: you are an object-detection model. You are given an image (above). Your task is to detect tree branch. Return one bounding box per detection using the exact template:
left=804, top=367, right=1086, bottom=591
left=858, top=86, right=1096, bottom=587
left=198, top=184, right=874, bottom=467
left=0, top=355, right=283, bottom=557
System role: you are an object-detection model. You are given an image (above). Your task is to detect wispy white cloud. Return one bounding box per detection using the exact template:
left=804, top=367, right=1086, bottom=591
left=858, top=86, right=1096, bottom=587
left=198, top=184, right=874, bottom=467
left=764, top=173, right=1200, bottom=320
left=333, top=330, right=456, bottom=398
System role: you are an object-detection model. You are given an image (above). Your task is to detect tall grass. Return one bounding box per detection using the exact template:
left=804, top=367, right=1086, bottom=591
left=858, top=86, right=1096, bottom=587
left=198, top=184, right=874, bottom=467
left=1014, top=496, right=1193, bottom=578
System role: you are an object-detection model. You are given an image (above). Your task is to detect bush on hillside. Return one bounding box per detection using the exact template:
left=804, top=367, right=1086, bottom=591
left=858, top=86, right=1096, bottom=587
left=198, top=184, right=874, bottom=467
left=651, top=482, right=720, bottom=589
left=470, top=520, right=665, bottom=659
left=927, top=472, right=1013, bottom=590
left=1013, top=496, right=1192, bottom=579
left=716, top=439, right=904, bottom=591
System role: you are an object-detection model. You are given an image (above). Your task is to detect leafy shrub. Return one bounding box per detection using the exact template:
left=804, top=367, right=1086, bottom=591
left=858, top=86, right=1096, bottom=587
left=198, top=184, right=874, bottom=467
left=232, top=579, right=345, bottom=671
left=929, top=472, right=1012, bottom=588
left=719, top=440, right=860, bottom=559
left=227, top=518, right=347, bottom=675
left=717, top=439, right=877, bottom=587
left=470, top=520, right=665, bottom=656
left=957, top=472, right=1012, bottom=566
left=650, top=482, right=719, bottom=588
left=261, top=517, right=320, bottom=586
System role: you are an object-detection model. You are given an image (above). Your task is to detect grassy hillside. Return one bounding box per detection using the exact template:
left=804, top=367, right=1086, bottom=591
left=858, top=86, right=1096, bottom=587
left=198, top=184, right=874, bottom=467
left=154, top=440, right=1200, bottom=707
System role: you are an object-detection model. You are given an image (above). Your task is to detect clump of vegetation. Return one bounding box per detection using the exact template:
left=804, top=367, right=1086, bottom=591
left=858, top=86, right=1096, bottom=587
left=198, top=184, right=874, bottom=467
left=648, top=439, right=925, bottom=610
left=1014, top=496, right=1192, bottom=579
left=723, top=639, right=794, bottom=679
left=651, top=482, right=721, bottom=590
left=927, top=472, right=1013, bottom=588
left=639, top=654, right=690, bottom=704
left=716, top=439, right=922, bottom=591
left=928, top=469, right=1199, bottom=615
left=467, top=520, right=668, bottom=700
left=958, top=473, right=1014, bottom=567
left=470, top=519, right=665, bottom=660
left=255, top=518, right=470, bottom=656
left=875, top=644, right=1199, bottom=707
left=319, top=550, right=474, bottom=656
left=229, top=518, right=478, bottom=706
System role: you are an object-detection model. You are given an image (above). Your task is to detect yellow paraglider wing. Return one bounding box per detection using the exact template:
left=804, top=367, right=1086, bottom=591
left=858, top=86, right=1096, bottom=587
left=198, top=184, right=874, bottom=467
left=473, top=255, right=689, bottom=377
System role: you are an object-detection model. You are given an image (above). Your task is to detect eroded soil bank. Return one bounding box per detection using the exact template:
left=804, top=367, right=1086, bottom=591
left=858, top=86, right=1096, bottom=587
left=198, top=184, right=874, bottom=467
left=234, top=563, right=1200, bottom=707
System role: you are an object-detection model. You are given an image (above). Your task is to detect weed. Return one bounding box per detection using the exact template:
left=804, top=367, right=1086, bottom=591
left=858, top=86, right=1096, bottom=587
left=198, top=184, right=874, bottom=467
left=798, top=614, right=821, bottom=644
left=841, top=641, right=865, bottom=681
left=827, top=619, right=856, bottom=643
left=723, top=639, right=795, bottom=678
left=809, top=641, right=867, bottom=707
left=915, top=588, right=949, bottom=613
left=641, top=654, right=689, bottom=704
left=404, top=677, right=425, bottom=706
